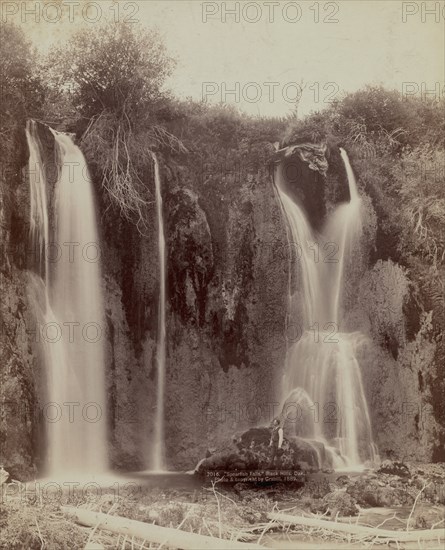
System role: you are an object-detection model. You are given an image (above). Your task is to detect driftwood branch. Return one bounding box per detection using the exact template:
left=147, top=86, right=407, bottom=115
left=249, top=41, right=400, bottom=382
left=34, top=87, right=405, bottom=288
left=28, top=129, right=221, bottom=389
left=267, top=512, right=445, bottom=543
left=406, top=481, right=430, bottom=531
left=62, top=507, right=263, bottom=550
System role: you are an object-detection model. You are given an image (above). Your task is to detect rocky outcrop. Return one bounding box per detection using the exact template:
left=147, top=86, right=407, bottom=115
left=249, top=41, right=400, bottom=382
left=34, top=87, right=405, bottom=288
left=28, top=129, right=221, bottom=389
left=195, top=426, right=328, bottom=474
left=346, top=257, right=443, bottom=461
left=272, top=143, right=329, bottom=229
left=322, top=490, right=359, bottom=516
left=161, top=145, right=290, bottom=469
left=0, top=126, right=40, bottom=479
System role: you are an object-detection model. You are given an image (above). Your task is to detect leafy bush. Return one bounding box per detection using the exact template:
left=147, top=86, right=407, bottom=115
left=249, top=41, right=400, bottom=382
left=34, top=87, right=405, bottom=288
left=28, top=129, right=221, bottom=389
left=392, top=146, right=445, bottom=266
left=46, top=21, right=174, bottom=123
left=0, top=22, right=43, bottom=157
left=285, top=86, right=444, bottom=155
left=43, top=21, right=183, bottom=229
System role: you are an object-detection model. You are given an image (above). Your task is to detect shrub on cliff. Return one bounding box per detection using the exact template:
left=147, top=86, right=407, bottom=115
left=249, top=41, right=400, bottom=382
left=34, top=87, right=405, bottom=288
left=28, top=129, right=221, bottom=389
left=284, top=86, right=444, bottom=155
left=43, top=21, right=183, bottom=230
left=0, top=22, right=44, bottom=157
left=392, top=146, right=445, bottom=267
left=166, top=99, right=285, bottom=158
left=46, top=21, right=174, bottom=123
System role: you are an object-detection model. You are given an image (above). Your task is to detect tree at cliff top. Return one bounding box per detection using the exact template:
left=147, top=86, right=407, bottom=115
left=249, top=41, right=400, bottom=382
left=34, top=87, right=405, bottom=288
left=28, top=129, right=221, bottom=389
left=0, top=22, right=44, bottom=157
left=46, top=21, right=174, bottom=122
left=45, top=21, right=182, bottom=230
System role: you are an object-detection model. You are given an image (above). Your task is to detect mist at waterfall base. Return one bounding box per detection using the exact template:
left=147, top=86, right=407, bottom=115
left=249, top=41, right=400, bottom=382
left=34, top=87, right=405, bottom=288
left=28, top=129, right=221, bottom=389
left=26, top=121, right=108, bottom=479
left=275, top=149, right=378, bottom=470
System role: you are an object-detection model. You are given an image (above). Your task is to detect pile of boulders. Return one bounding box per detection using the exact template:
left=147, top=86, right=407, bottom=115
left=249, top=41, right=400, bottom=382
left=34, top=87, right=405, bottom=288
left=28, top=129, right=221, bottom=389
left=310, top=460, right=445, bottom=518
left=195, top=427, right=334, bottom=476
left=195, top=431, right=445, bottom=521
left=343, top=460, right=445, bottom=507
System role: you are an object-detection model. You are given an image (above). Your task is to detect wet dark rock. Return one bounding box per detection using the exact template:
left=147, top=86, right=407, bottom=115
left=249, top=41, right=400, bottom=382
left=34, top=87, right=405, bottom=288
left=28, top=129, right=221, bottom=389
left=287, top=437, right=332, bottom=470
left=336, top=475, right=350, bottom=486
left=377, top=460, right=411, bottom=478
left=196, top=426, right=336, bottom=476
left=272, top=143, right=328, bottom=229
left=273, top=143, right=328, bottom=175
left=299, top=477, right=331, bottom=499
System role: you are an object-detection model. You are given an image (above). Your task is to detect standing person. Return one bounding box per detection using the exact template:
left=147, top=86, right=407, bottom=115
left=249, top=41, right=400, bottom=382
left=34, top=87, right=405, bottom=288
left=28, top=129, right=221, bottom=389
left=268, top=417, right=284, bottom=468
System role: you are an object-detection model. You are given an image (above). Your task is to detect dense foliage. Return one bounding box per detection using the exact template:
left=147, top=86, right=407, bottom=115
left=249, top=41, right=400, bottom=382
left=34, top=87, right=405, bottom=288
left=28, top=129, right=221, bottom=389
left=2, top=21, right=442, bottom=268
left=285, top=87, right=444, bottom=269
left=0, top=23, right=44, bottom=158
left=47, top=23, right=173, bottom=122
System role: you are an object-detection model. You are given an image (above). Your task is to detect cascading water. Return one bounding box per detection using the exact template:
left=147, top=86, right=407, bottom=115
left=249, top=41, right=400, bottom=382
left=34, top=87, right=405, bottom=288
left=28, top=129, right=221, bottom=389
left=151, top=153, right=167, bottom=471
left=276, top=148, right=378, bottom=469
left=26, top=121, right=49, bottom=277
left=26, top=122, right=108, bottom=477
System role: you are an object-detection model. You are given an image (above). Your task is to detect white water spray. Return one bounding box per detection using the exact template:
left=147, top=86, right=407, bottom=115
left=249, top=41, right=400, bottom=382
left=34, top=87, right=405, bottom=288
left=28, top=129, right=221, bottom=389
left=151, top=153, right=167, bottom=471
left=276, top=148, right=378, bottom=468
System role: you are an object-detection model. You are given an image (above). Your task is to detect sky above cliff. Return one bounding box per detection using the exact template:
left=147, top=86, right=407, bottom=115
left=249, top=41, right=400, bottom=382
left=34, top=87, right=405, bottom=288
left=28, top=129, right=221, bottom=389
left=8, top=0, right=444, bottom=117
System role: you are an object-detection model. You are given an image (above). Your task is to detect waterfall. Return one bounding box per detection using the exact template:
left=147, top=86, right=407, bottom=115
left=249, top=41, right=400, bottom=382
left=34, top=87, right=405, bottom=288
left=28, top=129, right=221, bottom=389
left=26, top=121, right=49, bottom=278
left=151, top=153, right=166, bottom=471
left=26, top=122, right=108, bottom=477
left=276, top=148, right=378, bottom=468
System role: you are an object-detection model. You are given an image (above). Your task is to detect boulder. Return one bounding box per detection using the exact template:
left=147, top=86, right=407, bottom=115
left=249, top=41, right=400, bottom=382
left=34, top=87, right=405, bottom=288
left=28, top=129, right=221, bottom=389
left=196, top=426, right=336, bottom=476
left=322, top=490, right=359, bottom=517
left=377, top=460, right=411, bottom=478
left=346, top=477, right=414, bottom=507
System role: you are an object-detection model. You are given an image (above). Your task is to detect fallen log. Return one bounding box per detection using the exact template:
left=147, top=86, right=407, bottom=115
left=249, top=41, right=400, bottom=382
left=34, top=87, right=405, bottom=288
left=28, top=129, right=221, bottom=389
left=62, top=507, right=263, bottom=550
left=267, top=512, right=445, bottom=542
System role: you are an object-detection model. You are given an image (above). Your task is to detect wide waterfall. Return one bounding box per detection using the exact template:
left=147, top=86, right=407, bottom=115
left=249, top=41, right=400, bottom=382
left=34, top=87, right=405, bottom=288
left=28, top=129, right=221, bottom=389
left=26, top=122, right=108, bottom=477
left=276, top=148, right=378, bottom=469
left=151, top=153, right=167, bottom=471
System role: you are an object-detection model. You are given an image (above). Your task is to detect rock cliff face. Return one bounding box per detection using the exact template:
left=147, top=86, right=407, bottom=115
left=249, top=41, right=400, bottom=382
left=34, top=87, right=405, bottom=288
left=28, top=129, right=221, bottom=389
left=161, top=148, right=289, bottom=468
left=0, top=125, right=40, bottom=479
left=99, top=142, right=292, bottom=470
left=97, top=153, right=289, bottom=471
left=0, top=122, right=443, bottom=479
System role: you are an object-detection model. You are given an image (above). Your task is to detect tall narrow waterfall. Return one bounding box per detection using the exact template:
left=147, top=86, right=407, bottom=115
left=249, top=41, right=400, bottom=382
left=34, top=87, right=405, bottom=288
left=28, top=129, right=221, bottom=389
left=151, top=153, right=166, bottom=471
left=26, top=121, right=49, bottom=278
left=276, top=148, right=378, bottom=468
left=27, top=122, right=108, bottom=477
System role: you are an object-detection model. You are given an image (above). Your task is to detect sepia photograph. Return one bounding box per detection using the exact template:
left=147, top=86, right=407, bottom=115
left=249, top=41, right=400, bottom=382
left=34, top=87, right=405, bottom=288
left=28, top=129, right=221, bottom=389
left=0, top=0, right=444, bottom=548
